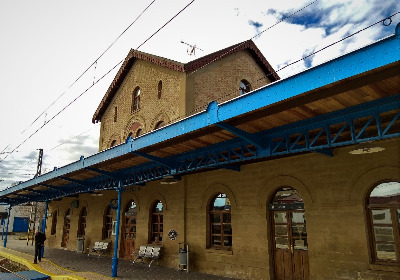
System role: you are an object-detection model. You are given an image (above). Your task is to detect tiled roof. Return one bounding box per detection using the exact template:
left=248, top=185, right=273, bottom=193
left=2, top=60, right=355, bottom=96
left=92, top=40, right=279, bottom=123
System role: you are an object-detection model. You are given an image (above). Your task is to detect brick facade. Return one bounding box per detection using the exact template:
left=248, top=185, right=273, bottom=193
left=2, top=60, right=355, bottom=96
left=98, top=48, right=273, bottom=151
left=99, top=60, right=186, bottom=150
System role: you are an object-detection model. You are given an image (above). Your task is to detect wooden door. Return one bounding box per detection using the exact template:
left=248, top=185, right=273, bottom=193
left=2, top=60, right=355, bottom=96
left=61, top=209, right=71, bottom=248
left=122, top=214, right=136, bottom=259
left=273, top=210, right=309, bottom=280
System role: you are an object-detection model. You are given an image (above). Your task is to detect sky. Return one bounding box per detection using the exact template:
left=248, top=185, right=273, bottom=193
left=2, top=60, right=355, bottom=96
left=0, top=0, right=399, bottom=190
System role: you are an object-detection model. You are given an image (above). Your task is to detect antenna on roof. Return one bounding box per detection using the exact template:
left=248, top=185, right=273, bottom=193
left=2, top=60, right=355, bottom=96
left=181, top=41, right=204, bottom=56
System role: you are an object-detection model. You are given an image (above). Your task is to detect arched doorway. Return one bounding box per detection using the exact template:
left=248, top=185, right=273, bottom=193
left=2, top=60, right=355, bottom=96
left=269, top=187, right=309, bottom=280
left=121, top=201, right=137, bottom=259
left=61, top=209, right=71, bottom=248
left=78, top=207, right=87, bottom=237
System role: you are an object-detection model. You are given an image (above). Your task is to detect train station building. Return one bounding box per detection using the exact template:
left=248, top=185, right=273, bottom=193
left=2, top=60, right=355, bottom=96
left=0, top=23, right=399, bottom=280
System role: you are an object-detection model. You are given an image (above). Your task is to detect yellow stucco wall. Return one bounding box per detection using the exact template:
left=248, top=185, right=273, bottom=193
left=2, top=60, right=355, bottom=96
left=46, top=137, right=400, bottom=280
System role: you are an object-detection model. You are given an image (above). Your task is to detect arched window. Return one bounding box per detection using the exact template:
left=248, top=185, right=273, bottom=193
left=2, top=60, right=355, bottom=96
left=154, top=121, right=165, bottom=130
left=150, top=201, right=163, bottom=244
left=132, top=87, right=141, bottom=112
left=103, top=206, right=113, bottom=240
left=78, top=207, right=87, bottom=237
left=239, top=79, right=251, bottom=95
left=209, top=193, right=232, bottom=249
left=51, top=210, right=57, bottom=235
left=367, top=181, right=400, bottom=263
left=158, top=80, right=162, bottom=99
left=136, top=129, right=143, bottom=138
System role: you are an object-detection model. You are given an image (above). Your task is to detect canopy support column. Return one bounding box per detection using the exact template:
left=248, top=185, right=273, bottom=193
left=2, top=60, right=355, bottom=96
left=1, top=219, right=4, bottom=240
left=3, top=206, right=11, bottom=247
left=111, top=182, right=123, bottom=277
left=41, top=200, right=49, bottom=257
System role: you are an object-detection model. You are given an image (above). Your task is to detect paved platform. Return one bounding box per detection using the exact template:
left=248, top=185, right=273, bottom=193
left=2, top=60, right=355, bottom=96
left=0, top=237, right=239, bottom=280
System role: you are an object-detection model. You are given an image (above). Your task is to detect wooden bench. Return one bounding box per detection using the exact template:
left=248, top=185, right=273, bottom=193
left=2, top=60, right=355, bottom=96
left=87, top=241, right=110, bottom=258
left=132, top=245, right=162, bottom=267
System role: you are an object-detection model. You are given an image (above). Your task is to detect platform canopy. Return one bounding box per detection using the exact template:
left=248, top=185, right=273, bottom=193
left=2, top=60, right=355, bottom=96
left=1, top=24, right=399, bottom=206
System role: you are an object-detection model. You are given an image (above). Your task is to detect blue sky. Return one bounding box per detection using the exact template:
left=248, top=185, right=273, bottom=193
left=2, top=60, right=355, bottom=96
left=0, top=0, right=399, bottom=189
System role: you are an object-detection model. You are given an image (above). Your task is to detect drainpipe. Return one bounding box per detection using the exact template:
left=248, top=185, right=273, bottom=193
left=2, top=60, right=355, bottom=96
left=41, top=200, right=49, bottom=257
left=3, top=206, right=11, bottom=247
left=111, top=181, right=123, bottom=277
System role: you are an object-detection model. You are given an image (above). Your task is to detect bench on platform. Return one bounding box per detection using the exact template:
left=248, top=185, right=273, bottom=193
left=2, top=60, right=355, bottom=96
left=87, top=241, right=110, bottom=257
left=132, top=245, right=162, bottom=267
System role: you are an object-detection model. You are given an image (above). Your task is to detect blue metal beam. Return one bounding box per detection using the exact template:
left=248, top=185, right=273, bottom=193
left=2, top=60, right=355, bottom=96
left=130, top=151, right=177, bottom=170
left=119, top=95, right=400, bottom=185
left=0, top=95, right=398, bottom=206
left=216, top=122, right=266, bottom=149
left=59, top=177, right=89, bottom=188
left=84, top=167, right=123, bottom=180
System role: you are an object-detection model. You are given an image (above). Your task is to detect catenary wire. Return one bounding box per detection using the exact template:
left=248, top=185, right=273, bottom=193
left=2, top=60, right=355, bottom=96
left=186, top=0, right=320, bottom=78
left=0, top=123, right=100, bottom=180
left=0, top=0, right=312, bottom=166
left=136, top=0, right=196, bottom=50
left=0, top=0, right=196, bottom=164
left=1, top=4, right=396, bottom=182
left=166, top=12, right=400, bottom=127
left=19, top=0, right=157, bottom=136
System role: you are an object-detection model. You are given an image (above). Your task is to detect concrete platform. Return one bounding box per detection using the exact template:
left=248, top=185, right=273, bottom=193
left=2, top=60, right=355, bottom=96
left=0, top=237, right=239, bottom=280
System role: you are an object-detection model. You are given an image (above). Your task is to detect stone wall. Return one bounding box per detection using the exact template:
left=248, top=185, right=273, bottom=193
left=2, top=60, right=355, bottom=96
left=46, top=137, right=400, bottom=279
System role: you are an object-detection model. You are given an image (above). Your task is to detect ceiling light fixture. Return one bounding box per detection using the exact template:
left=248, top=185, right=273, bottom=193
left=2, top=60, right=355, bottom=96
left=349, top=142, right=385, bottom=155
left=160, top=176, right=181, bottom=185
left=90, top=192, right=103, bottom=197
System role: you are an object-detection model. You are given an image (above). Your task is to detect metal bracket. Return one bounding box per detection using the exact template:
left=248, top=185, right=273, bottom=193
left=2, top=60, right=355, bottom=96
left=216, top=122, right=266, bottom=149
left=131, top=151, right=177, bottom=170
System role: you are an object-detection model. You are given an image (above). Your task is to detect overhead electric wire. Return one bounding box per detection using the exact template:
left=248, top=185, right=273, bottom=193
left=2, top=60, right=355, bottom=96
left=167, top=12, right=400, bottom=127
left=251, top=0, right=320, bottom=40
left=0, top=123, right=100, bottom=181
left=272, top=11, right=400, bottom=73
left=0, top=61, right=122, bottom=163
left=0, top=0, right=196, bottom=164
left=213, top=12, right=400, bottom=104
left=18, top=0, right=157, bottom=136
left=186, top=0, right=320, bottom=78
left=136, top=0, right=196, bottom=50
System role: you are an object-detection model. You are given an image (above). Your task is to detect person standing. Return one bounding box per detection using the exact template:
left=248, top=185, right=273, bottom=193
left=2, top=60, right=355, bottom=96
left=34, top=229, right=46, bottom=264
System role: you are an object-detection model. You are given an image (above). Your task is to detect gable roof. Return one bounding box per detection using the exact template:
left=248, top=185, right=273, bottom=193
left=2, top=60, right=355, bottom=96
left=92, top=40, right=279, bottom=123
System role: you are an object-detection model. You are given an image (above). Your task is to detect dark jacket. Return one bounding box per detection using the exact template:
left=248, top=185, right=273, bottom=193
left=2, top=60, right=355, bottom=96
left=35, top=231, right=46, bottom=246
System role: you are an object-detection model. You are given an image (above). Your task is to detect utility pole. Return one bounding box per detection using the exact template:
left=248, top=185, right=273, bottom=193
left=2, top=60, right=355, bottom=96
left=36, top=149, right=43, bottom=177
left=28, top=149, right=43, bottom=245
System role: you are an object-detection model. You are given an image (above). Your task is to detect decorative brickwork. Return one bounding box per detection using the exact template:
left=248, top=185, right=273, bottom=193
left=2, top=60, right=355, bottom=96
left=96, top=42, right=275, bottom=151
